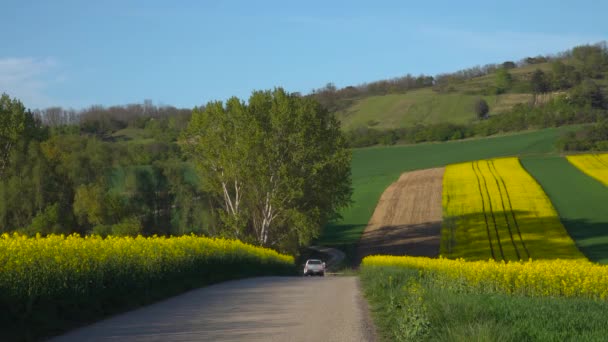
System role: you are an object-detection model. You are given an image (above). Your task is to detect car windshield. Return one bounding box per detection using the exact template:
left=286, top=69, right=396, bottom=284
left=308, top=260, right=322, bottom=265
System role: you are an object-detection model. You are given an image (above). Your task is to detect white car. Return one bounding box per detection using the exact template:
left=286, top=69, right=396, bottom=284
left=303, top=259, right=326, bottom=276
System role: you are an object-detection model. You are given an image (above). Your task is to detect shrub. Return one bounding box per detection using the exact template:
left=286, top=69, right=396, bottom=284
left=111, top=216, right=142, bottom=236
left=0, top=234, right=294, bottom=340
left=474, top=99, right=489, bottom=120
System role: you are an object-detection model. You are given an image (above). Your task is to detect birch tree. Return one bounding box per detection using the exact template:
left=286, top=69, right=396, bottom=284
left=182, top=98, right=252, bottom=238
left=182, top=88, right=351, bottom=252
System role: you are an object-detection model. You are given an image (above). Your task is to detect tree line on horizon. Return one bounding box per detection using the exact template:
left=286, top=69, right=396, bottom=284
left=27, top=41, right=608, bottom=142
left=345, top=43, right=608, bottom=148
left=309, top=42, right=607, bottom=114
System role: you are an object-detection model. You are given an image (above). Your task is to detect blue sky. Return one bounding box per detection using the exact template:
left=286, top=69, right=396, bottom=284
left=1, top=0, right=606, bottom=109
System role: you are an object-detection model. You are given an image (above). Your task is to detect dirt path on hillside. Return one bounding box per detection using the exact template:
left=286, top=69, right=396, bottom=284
left=357, top=167, right=445, bottom=262
left=50, top=277, right=375, bottom=342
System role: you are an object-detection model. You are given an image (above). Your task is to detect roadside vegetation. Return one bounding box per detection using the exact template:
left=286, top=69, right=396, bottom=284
left=361, top=258, right=608, bottom=341
left=359, top=154, right=608, bottom=340
left=0, top=233, right=294, bottom=341
left=0, top=89, right=350, bottom=339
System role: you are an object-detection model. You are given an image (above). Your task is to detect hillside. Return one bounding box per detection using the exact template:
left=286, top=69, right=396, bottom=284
left=338, top=89, right=533, bottom=130
left=310, top=44, right=608, bottom=144
left=336, top=62, right=555, bottom=130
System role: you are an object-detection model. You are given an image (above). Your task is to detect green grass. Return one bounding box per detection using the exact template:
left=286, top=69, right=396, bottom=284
left=336, top=62, right=558, bottom=131
left=521, top=156, right=608, bottom=264
left=361, top=265, right=608, bottom=342
left=337, top=60, right=608, bottom=132
left=318, top=126, right=580, bottom=261
left=111, top=127, right=147, bottom=140
left=338, top=88, right=531, bottom=130
left=111, top=128, right=157, bottom=145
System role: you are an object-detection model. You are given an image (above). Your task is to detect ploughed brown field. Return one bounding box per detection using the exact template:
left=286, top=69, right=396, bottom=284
left=357, top=167, right=444, bottom=262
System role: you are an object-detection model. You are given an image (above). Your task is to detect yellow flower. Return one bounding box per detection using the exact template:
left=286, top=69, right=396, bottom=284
left=0, top=233, right=293, bottom=300
left=362, top=255, right=608, bottom=300
left=441, top=157, right=584, bottom=261
left=567, top=154, right=608, bottom=186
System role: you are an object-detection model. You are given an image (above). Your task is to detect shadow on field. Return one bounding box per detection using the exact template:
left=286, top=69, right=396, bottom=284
left=561, top=218, right=608, bottom=264
left=329, top=215, right=608, bottom=267
left=316, top=224, right=367, bottom=268
left=356, top=221, right=441, bottom=265
left=320, top=223, right=367, bottom=244
left=439, top=210, right=600, bottom=261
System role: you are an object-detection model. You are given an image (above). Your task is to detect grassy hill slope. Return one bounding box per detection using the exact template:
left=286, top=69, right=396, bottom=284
left=337, top=63, right=553, bottom=131
left=339, top=89, right=532, bottom=130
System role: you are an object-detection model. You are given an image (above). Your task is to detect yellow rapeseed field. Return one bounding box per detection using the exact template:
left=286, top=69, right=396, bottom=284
left=567, top=153, right=608, bottom=186
left=363, top=255, right=608, bottom=300
left=0, top=233, right=293, bottom=301
left=442, top=157, right=583, bottom=261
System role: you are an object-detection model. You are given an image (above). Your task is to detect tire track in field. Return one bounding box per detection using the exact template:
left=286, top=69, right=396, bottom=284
left=487, top=160, right=522, bottom=260
left=442, top=202, right=456, bottom=257
left=474, top=161, right=505, bottom=261
left=489, top=160, right=530, bottom=260
left=470, top=161, right=497, bottom=261
left=592, top=154, right=608, bottom=170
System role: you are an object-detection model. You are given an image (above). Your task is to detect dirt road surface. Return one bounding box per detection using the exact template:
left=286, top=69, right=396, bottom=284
left=357, top=167, right=444, bottom=261
left=50, top=276, right=375, bottom=342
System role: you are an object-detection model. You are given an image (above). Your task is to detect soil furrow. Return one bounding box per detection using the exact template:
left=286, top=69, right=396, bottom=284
left=487, top=160, right=521, bottom=260
left=475, top=161, right=505, bottom=261
left=489, top=160, right=530, bottom=259
left=470, top=162, right=496, bottom=261
left=357, top=168, right=444, bottom=263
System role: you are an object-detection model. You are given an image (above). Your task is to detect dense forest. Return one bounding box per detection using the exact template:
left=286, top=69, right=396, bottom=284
left=0, top=94, right=210, bottom=239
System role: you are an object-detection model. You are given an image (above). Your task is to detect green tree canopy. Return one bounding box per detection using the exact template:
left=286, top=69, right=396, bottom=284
left=474, top=98, right=490, bottom=120
left=572, top=44, right=608, bottom=78
left=0, top=93, right=27, bottom=177
left=502, top=61, right=516, bottom=69
left=495, top=68, right=513, bottom=94
left=550, top=61, right=580, bottom=90
left=569, top=79, right=605, bottom=108
left=182, top=88, right=352, bottom=252
left=531, top=69, right=550, bottom=94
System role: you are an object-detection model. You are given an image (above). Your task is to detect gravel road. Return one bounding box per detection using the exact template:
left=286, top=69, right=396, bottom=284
left=49, top=276, right=375, bottom=342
